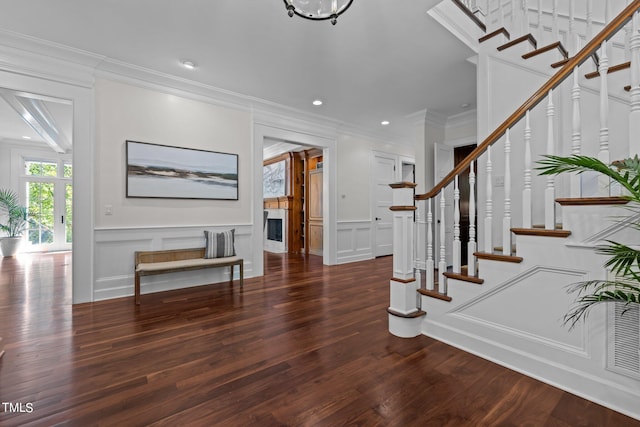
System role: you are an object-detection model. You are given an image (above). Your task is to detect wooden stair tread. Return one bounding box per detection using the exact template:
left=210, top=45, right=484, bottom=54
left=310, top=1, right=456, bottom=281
left=556, top=196, right=629, bottom=206
left=387, top=308, right=426, bottom=318
left=585, top=61, right=630, bottom=79
left=511, top=228, right=571, bottom=237
left=443, top=271, right=484, bottom=284
left=497, top=34, right=537, bottom=52
left=479, top=27, right=510, bottom=43
left=418, top=288, right=453, bottom=302
left=474, top=252, right=523, bottom=263
left=552, top=52, right=599, bottom=69
left=522, top=41, right=568, bottom=60
left=551, top=58, right=570, bottom=68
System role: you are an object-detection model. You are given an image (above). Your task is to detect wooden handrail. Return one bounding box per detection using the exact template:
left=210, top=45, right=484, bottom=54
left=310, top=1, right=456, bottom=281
left=416, top=0, right=640, bottom=201
left=451, top=0, right=487, bottom=32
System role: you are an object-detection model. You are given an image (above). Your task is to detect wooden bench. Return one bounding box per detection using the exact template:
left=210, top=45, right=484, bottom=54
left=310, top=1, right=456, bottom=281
left=134, top=248, right=243, bottom=305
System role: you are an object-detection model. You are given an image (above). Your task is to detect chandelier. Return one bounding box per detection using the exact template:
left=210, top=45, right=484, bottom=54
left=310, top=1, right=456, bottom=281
left=284, top=0, right=354, bottom=25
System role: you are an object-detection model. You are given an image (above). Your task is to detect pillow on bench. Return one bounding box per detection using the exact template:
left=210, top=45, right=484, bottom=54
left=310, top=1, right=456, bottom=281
left=204, top=229, right=236, bottom=259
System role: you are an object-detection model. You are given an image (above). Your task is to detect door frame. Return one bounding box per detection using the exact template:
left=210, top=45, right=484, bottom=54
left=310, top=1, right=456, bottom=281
left=253, top=122, right=337, bottom=275
left=1, top=65, right=94, bottom=304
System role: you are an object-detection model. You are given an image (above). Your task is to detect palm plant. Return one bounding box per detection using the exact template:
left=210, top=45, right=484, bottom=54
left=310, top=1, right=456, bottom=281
left=536, top=155, right=640, bottom=328
left=0, top=188, right=29, bottom=238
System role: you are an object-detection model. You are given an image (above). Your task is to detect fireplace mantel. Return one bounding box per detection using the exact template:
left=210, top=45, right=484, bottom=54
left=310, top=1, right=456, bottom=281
left=263, top=196, right=293, bottom=210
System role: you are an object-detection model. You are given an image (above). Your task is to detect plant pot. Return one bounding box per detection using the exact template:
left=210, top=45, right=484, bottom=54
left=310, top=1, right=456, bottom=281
left=0, top=236, right=23, bottom=257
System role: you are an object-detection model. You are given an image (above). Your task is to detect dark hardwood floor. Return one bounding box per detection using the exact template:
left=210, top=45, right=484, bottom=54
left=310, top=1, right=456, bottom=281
left=1, top=251, right=638, bottom=426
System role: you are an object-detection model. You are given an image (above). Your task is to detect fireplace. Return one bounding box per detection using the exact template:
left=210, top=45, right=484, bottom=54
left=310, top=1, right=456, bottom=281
left=267, top=218, right=283, bottom=242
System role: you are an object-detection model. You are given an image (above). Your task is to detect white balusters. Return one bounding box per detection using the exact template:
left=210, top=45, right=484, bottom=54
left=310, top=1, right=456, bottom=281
left=439, top=191, right=447, bottom=293
left=545, top=89, right=556, bottom=230
left=523, top=111, right=532, bottom=229
left=521, top=0, right=529, bottom=36
left=537, top=0, right=543, bottom=44
left=503, top=129, right=512, bottom=255
left=484, top=146, right=493, bottom=253
left=511, top=0, right=518, bottom=34
left=586, top=0, right=593, bottom=42
left=630, top=10, right=640, bottom=157
left=571, top=61, right=582, bottom=198
left=468, top=161, right=477, bottom=276
left=453, top=176, right=461, bottom=274
left=599, top=40, right=611, bottom=195
left=552, top=0, right=559, bottom=42
left=415, top=199, right=425, bottom=272
left=568, top=0, right=576, bottom=55
left=426, top=197, right=434, bottom=291
left=625, top=0, right=633, bottom=62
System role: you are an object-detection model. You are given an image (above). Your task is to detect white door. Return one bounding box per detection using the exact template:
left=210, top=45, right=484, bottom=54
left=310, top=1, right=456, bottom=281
left=22, top=159, right=73, bottom=252
left=373, top=153, right=397, bottom=257
left=434, top=143, right=454, bottom=266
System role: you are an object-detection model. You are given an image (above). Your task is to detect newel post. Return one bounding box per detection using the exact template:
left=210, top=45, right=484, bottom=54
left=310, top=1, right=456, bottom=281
left=387, top=182, right=425, bottom=338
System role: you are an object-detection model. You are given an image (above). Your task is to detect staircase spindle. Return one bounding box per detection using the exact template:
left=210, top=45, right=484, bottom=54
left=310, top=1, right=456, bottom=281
left=537, top=0, right=543, bottom=44
left=426, top=197, right=434, bottom=291
left=569, top=0, right=576, bottom=55
left=598, top=40, right=611, bottom=195
left=552, top=0, right=559, bottom=43
left=630, top=10, right=640, bottom=157
left=545, top=89, right=556, bottom=230
left=625, top=0, right=633, bottom=61
left=415, top=199, right=425, bottom=272
left=522, top=0, right=529, bottom=36
left=439, top=190, right=447, bottom=294
left=503, top=129, right=512, bottom=255
left=511, top=0, right=517, bottom=34
left=571, top=60, right=582, bottom=197
left=484, top=146, right=493, bottom=253
left=586, top=0, right=593, bottom=42
left=453, top=176, right=461, bottom=273
left=468, top=161, right=477, bottom=276
left=523, top=111, right=532, bottom=228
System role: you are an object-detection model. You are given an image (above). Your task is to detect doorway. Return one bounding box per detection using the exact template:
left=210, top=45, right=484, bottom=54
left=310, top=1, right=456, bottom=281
left=23, top=159, right=73, bottom=252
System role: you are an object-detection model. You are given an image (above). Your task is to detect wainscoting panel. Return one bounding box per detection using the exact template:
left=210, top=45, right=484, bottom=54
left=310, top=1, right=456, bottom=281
left=94, top=224, right=253, bottom=301
left=336, top=221, right=373, bottom=264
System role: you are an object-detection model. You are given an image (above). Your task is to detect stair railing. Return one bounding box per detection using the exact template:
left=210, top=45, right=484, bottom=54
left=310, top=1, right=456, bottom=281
left=388, top=0, right=640, bottom=324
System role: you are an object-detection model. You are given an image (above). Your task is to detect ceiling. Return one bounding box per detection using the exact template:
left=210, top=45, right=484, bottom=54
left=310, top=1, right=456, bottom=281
left=0, top=0, right=477, bottom=148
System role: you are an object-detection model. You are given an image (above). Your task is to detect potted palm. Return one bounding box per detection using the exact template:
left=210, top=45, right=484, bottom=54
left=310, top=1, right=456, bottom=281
left=537, top=155, right=640, bottom=328
left=0, top=188, right=29, bottom=257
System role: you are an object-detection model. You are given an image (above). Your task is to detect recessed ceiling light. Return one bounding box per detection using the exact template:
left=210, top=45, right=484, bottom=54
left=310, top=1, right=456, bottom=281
left=312, top=99, right=323, bottom=106
left=181, top=60, right=196, bottom=70
left=381, top=120, right=390, bottom=126
left=22, top=135, right=31, bottom=139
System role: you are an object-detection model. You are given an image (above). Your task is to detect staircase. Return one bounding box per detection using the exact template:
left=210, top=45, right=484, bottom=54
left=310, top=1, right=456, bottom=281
left=389, top=0, right=640, bottom=421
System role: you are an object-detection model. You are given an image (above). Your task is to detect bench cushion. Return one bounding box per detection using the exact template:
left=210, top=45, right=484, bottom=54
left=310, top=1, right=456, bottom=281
left=137, top=255, right=242, bottom=272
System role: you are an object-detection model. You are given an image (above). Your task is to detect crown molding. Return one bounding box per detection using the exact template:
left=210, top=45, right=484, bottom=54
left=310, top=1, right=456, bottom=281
left=425, top=109, right=448, bottom=127
left=447, top=108, right=477, bottom=129
left=0, top=29, right=102, bottom=88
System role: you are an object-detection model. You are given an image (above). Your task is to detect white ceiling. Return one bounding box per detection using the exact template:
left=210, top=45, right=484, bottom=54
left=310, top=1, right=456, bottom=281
left=0, top=0, right=477, bottom=147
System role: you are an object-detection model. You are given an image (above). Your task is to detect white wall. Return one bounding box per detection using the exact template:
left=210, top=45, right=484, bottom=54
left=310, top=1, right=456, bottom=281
left=336, top=134, right=414, bottom=221
left=95, top=79, right=252, bottom=228
left=94, top=78, right=255, bottom=301
left=335, top=134, right=414, bottom=264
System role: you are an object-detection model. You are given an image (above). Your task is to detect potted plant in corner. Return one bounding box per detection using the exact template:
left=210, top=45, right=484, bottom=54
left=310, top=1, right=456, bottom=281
left=0, top=188, right=29, bottom=257
left=537, top=155, right=640, bottom=328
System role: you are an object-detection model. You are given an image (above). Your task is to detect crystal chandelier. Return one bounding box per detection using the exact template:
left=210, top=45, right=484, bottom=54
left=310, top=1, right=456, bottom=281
left=284, top=0, right=354, bottom=25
